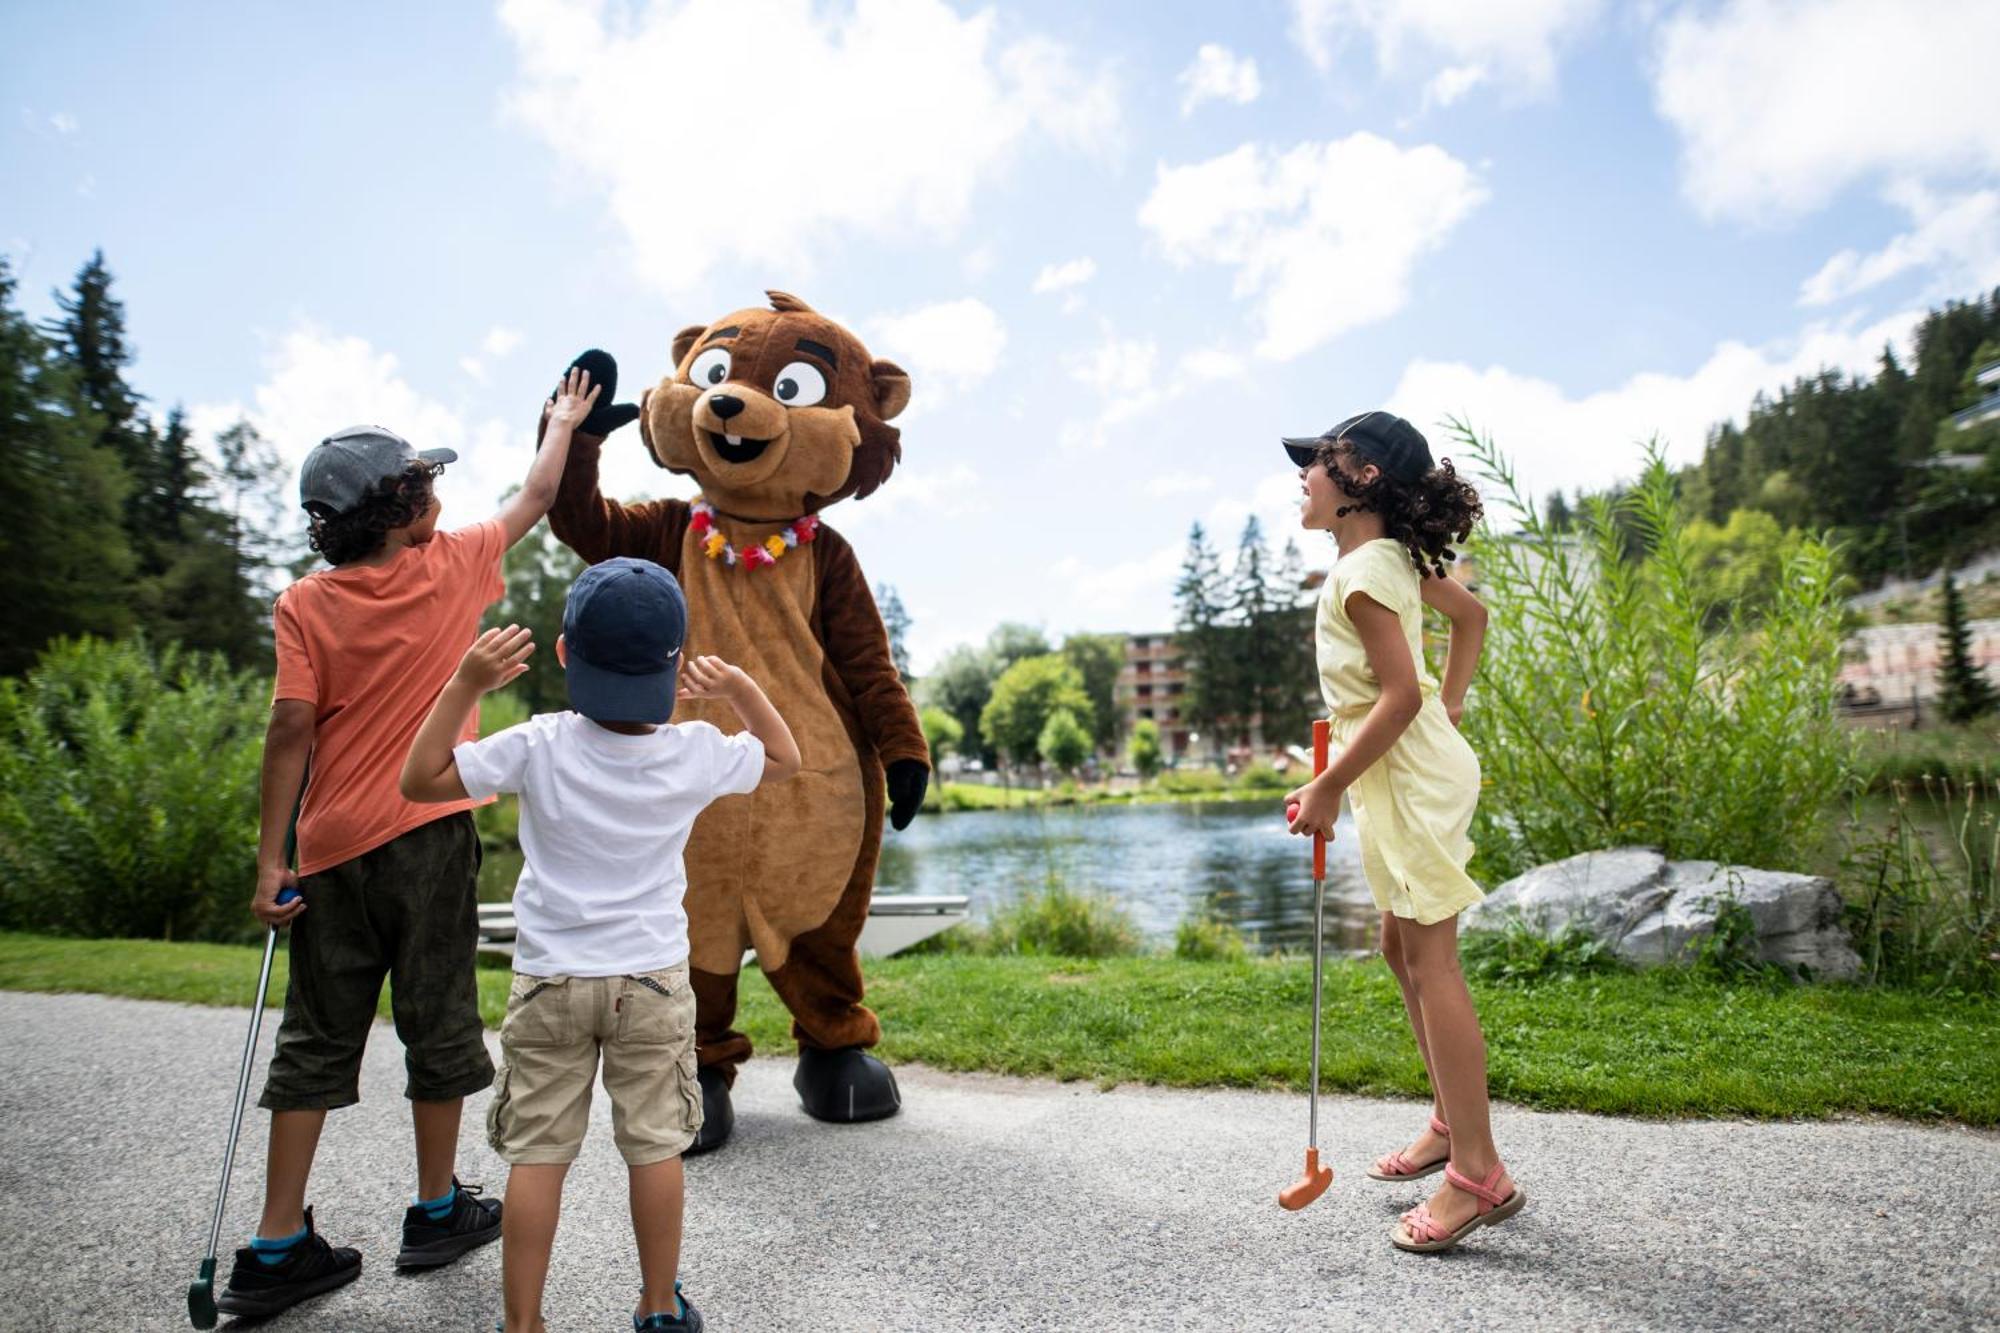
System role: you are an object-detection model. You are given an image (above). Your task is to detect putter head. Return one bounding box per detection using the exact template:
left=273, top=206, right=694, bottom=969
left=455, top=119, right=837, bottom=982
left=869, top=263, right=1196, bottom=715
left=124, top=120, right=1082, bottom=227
left=1278, top=1147, right=1333, bottom=1211
left=187, top=1257, right=218, bottom=1328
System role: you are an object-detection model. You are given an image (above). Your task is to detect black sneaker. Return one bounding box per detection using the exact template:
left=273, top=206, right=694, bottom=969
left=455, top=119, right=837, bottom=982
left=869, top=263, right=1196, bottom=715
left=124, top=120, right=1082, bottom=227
left=215, top=1206, right=362, bottom=1319
left=634, top=1281, right=704, bottom=1332
left=396, top=1177, right=502, bottom=1270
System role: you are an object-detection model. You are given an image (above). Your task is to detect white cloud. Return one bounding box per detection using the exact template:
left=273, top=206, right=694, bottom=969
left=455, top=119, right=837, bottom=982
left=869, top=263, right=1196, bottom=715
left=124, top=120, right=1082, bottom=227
left=1145, top=472, right=1216, bottom=499
left=1653, top=0, right=2000, bottom=224
left=1138, top=133, right=1486, bottom=359
left=1178, top=346, right=1246, bottom=381
left=1800, top=183, right=2000, bottom=307
left=1032, top=257, right=1097, bottom=294
left=867, top=298, right=1007, bottom=400
left=459, top=324, right=527, bottom=383
left=49, top=112, right=77, bottom=134
left=189, top=323, right=671, bottom=532
left=1421, top=64, right=1485, bottom=109
left=1289, top=0, right=1599, bottom=99
left=1179, top=43, right=1261, bottom=116
left=1382, top=308, right=1921, bottom=508
left=1050, top=540, right=1184, bottom=618
left=499, top=0, right=1120, bottom=293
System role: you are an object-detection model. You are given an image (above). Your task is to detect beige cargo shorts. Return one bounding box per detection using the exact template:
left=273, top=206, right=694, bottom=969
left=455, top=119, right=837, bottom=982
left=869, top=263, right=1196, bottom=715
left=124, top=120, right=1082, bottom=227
left=486, top=966, right=703, bottom=1166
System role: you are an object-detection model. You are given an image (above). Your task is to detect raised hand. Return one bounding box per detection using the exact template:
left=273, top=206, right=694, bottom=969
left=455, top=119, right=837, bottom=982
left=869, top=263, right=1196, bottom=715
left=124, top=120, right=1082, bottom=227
left=677, top=653, right=751, bottom=703
left=454, top=624, right=535, bottom=694
left=543, top=365, right=602, bottom=434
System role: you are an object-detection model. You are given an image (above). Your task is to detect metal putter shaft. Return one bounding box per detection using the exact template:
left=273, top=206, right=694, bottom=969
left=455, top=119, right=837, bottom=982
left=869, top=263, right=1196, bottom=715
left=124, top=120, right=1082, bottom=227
left=187, top=884, right=297, bottom=1330
left=1279, top=719, right=1334, bottom=1212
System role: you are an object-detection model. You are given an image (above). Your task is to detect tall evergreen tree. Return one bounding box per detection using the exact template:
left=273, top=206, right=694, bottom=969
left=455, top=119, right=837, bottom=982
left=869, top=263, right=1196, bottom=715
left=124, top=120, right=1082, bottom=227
left=51, top=251, right=152, bottom=514
left=1264, top=536, right=1319, bottom=748
left=1172, top=521, right=1229, bottom=754
left=0, top=257, right=135, bottom=674
left=1227, top=516, right=1282, bottom=747
left=1936, top=571, right=1997, bottom=722
left=875, top=582, right=913, bottom=684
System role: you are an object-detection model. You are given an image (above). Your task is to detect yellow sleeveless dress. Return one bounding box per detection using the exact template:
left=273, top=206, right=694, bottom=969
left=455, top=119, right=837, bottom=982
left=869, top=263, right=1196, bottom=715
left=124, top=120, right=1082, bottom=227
left=1316, top=538, right=1484, bottom=924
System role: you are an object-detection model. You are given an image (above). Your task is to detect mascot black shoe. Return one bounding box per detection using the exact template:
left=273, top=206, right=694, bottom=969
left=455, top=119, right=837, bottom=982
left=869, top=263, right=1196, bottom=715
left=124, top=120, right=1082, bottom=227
left=794, top=1045, right=901, bottom=1123
left=687, top=1067, right=735, bottom=1156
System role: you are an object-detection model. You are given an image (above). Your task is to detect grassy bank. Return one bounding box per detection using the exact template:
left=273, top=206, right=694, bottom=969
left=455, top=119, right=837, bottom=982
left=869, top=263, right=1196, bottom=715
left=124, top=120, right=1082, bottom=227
left=924, top=775, right=1294, bottom=812
left=4, top=932, right=1994, bottom=1125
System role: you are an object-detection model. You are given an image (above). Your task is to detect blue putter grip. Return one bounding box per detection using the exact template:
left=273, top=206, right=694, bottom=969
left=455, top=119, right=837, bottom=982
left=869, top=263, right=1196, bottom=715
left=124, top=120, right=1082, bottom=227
left=276, top=887, right=300, bottom=907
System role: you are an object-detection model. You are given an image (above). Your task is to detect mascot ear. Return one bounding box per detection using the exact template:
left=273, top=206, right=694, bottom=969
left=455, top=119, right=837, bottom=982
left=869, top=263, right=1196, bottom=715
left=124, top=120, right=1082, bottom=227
left=871, top=359, right=912, bottom=422
left=670, top=324, right=710, bottom=375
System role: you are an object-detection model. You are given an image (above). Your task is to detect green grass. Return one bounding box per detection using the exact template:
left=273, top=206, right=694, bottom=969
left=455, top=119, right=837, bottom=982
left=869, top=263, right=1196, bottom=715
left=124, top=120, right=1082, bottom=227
left=923, top=776, right=1299, bottom=813
left=4, top=932, right=1994, bottom=1125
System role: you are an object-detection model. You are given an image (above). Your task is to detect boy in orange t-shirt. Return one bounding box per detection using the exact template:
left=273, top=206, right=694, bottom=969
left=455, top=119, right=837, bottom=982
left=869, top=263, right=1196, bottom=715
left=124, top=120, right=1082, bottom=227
left=216, top=366, right=611, bottom=1322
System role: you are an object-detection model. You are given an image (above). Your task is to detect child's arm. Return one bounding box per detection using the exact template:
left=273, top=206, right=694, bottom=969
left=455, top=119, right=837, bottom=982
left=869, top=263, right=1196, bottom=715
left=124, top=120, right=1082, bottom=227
left=678, top=655, right=802, bottom=784
left=251, top=700, right=315, bottom=927
left=491, top=367, right=601, bottom=550
left=400, top=626, right=537, bottom=803
left=1420, top=574, right=1487, bottom=727
left=1285, top=594, right=1422, bottom=839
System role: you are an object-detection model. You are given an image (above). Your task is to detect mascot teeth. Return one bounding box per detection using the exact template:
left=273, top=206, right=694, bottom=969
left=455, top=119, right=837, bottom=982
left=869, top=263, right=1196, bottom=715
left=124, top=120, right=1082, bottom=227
left=725, top=433, right=743, bottom=446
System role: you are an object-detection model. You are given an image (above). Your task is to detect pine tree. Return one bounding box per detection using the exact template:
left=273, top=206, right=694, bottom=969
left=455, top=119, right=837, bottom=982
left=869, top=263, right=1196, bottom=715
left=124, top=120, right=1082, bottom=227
left=51, top=251, right=151, bottom=511
left=1227, top=516, right=1282, bottom=748
left=0, top=257, right=135, bottom=674
left=1172, top=521, right=1229, bottom=756
left=1937, top=571, right=1997, bottom=722
left=876, top=582, right=912, bottom=683
left=1264, top=536, right=1320, bottom=748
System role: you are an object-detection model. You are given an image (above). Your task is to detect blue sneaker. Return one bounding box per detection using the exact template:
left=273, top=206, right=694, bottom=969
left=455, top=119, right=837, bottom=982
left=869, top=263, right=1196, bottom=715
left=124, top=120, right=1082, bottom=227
left=635, top=1280, right=704, bottom=1331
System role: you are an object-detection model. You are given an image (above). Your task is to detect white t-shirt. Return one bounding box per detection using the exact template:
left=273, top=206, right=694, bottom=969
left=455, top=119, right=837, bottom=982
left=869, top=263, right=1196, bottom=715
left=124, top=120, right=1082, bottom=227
left=453, top=712, right=765, bottom=977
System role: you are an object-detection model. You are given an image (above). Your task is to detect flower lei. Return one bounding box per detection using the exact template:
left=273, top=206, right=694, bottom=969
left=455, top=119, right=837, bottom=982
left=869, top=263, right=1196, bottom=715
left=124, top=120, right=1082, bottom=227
left=689, top=500, right=819, bottom=570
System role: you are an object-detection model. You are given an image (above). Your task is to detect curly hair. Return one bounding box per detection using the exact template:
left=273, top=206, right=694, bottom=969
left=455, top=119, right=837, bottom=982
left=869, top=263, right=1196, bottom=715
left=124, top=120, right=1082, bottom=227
left=306, top=461, right=440, bottom=566
left=1316, top=439, right=1483, bottom=579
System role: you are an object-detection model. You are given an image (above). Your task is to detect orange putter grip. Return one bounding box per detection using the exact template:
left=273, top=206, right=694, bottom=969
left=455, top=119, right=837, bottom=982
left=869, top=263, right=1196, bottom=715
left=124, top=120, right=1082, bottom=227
left=1311, top=720, right=1330, bottom=879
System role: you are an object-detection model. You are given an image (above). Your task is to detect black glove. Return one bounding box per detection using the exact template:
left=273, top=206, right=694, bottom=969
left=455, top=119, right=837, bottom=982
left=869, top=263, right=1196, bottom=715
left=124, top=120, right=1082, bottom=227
left=559, top=348, right=640, bottom=437
left=885, top=759, right=929, bottom=831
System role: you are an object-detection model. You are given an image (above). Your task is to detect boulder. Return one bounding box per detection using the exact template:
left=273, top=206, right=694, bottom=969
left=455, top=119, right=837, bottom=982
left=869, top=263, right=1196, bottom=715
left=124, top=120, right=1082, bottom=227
left=1464, top=848, right=1671, bottom=941
left=1473, top=848, right=1862, bottom=982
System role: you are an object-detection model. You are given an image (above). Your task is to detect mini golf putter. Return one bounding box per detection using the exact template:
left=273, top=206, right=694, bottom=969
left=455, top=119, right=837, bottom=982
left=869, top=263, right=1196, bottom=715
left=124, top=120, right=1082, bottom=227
left=187, top=884, right=299, bottom=1328
left=1279, top=721, right=1335, bottom=1212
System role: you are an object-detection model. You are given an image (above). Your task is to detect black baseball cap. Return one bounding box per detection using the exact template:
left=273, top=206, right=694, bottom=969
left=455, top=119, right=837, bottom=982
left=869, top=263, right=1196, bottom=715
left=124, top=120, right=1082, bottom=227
left=562, top=558, right=686, bottom=724
left=1282, top=410, right=1434, bottom=482
left=300, top=426, right=456, bottom=515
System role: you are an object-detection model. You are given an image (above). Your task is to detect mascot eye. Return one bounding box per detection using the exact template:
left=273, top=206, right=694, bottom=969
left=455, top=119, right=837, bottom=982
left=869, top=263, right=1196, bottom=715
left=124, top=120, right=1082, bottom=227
left=688, top=347, right=732, bottom=388
left=772, top=361, right=828, bottom=408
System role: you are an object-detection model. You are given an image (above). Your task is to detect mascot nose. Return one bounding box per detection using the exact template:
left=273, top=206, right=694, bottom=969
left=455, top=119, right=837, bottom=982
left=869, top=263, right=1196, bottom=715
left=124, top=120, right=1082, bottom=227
left=708, top=393, right=745, bottom=421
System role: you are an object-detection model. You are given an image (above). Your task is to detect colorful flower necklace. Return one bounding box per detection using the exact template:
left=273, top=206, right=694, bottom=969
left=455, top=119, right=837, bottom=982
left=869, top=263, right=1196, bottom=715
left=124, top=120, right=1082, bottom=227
left=689, top=500, right=819, bottom=570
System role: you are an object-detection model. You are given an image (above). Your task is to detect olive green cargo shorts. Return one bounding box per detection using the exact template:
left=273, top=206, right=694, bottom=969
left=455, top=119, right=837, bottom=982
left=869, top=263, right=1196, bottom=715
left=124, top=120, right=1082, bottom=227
left=486, top=966, right=703, bottom=1167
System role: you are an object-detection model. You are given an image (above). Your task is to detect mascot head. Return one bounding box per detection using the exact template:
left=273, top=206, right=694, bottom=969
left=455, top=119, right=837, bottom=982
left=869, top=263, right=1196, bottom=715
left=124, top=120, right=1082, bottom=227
left=639, top=291, right=910, bottom=517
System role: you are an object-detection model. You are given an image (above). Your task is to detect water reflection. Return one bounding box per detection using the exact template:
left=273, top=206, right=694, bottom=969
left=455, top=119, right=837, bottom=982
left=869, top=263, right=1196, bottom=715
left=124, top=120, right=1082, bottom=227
left=478, top=798, right=1385, bottom=955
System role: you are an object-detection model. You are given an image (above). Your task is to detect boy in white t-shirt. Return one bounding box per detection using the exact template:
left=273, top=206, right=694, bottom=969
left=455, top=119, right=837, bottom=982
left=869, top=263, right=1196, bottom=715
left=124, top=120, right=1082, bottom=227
left=401, top=556, right=799, bottom=1333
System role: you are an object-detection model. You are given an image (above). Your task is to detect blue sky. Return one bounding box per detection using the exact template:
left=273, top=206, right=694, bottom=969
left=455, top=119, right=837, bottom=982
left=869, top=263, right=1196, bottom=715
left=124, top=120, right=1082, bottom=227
left=6, top=0, right=1997, bottom=670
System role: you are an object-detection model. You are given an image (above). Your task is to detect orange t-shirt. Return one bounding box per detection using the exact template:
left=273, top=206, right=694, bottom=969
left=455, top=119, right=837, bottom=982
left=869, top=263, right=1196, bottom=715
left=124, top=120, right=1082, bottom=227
left=273, top=520, right=506, bottom=876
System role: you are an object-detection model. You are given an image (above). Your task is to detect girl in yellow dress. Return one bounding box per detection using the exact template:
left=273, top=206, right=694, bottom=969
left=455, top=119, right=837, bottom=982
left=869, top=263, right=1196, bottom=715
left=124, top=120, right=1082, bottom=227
left=1281, top=411, right=1526, bottom=1254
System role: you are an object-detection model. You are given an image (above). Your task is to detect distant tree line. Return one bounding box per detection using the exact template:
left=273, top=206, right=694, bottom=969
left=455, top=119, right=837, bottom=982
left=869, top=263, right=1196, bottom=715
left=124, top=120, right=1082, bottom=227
left=1, top=251, right=284, bottom=677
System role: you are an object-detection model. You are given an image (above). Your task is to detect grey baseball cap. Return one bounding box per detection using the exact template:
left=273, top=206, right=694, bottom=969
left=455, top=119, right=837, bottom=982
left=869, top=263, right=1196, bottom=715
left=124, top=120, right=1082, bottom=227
left=299, top=426, right=456, bottom=515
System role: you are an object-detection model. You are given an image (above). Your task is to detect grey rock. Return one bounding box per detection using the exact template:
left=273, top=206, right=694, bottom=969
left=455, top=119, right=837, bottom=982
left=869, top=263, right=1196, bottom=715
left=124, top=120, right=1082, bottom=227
left=1619, top=861, right=1862, bottom=980
left=1467, top=847, right=1671, bottom=940
left=1473, top=847, right=1863, bottom=981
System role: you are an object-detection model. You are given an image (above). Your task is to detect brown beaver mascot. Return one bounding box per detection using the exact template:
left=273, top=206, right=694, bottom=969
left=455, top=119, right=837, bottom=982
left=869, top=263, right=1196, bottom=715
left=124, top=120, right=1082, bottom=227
left=544, top=292, right=929, bottom=1152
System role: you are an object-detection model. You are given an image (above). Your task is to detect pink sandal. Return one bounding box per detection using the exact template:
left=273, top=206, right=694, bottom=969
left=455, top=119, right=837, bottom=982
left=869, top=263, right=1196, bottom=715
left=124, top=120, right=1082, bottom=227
left=1392, top=1161, right=1526, bottom=1253
left=1366, top=1113, right=1450, bottom=1181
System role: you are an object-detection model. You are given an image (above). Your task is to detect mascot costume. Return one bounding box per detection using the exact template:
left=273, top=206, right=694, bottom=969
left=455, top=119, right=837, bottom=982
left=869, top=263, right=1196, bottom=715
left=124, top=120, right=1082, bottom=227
left=546, top=292, right=929, bottom=1152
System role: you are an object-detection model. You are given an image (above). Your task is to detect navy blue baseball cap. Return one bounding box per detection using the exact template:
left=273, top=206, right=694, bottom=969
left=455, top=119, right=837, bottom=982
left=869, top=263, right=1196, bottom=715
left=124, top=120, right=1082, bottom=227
left=1283, top=410, right=1434, bottom=482
left=562, top=558, right=686, bottom=724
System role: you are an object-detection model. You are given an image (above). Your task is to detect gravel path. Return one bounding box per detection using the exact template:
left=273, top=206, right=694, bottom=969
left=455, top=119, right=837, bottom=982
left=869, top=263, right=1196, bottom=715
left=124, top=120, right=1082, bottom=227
left=0, top=990, right=1993, bottom=1331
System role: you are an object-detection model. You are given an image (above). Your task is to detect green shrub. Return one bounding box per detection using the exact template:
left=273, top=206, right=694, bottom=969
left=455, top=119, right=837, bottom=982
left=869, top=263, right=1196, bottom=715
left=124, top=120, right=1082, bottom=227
left=1856, top=724, right=1997, bottom=791
left=0, top=637, right=267, bottom=941
left=1159, top=768, right=1226, bottom=796
left=1461, top=914, right=1625, bottom=984
left=1454, top=424, right=1857, bottom=883
left=984, top=877, right=1140, bottom=958
left=1843, top=778, right=1998, bottom=993
left=1230, top=762, right=1290, bottom=792
left=1174, top=915, right=1248, bottom=962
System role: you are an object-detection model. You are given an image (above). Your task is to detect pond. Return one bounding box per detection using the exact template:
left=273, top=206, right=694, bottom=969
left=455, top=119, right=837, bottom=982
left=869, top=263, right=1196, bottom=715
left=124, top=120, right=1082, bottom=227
left=479, top=797, right=1382, bottom=954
